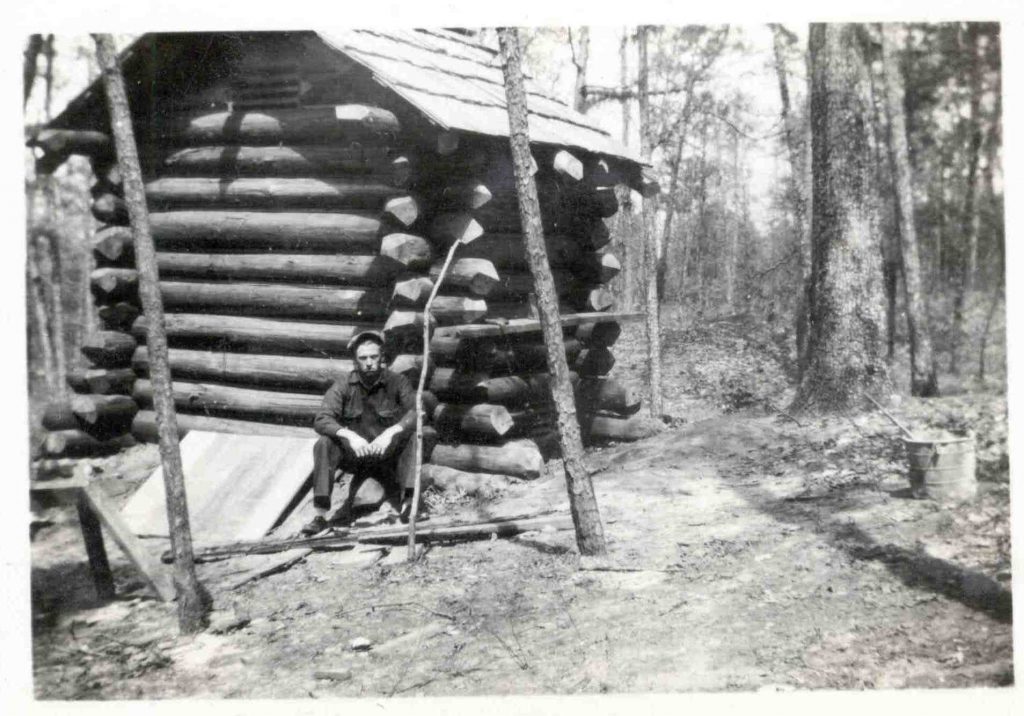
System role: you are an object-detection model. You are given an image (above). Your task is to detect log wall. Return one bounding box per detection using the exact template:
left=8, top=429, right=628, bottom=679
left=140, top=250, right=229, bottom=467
left=42, top=40, right=651, bottom=479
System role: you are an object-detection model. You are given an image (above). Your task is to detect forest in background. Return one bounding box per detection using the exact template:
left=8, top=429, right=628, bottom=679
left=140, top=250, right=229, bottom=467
left=23, top=24, right=1005, bottom=442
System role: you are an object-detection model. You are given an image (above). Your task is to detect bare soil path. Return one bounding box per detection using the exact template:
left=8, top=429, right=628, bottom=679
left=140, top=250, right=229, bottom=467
left=30, top=391, right=1012, bottom=698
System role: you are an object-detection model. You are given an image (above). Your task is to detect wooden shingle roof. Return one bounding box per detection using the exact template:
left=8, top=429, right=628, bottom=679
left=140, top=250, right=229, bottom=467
left=49, top=30, right=642, bottom=167
left=320, top=29, right=642, bottom=163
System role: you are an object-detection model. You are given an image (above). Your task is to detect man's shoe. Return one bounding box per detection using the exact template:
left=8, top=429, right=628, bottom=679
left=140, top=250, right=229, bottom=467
left=399, top=497, right=429, bottom=524
left=300, top=514, right=328, bottom=536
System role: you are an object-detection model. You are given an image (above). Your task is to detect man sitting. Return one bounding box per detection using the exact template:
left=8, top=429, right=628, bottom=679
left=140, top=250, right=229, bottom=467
left=302, top=330, right=420, bottom=536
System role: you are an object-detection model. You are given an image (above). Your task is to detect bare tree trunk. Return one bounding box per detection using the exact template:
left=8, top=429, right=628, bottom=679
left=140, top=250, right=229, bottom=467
left=620, top=29, right=631, bottom=145
left=36, top=230, right=68, bottom=396
left=497, top=27, right=606, bottom=556
left=723, top=126, right=740, bottom=309
left=793, top=24, right=892, bottom=411
left=770, top=24, right=812, bottom=372
left=93, top=34, right=210, bottom=633
left=950, top=24, right=984, bottom=374
left=636, top=26, right=664, bottom=419
left=569, top=27, right=591, bottom=114
left=880, top=24, right=938, bottom=396
left=27, top=235, right=57, bottom=394
left=23, top=34, right=43, bottom=107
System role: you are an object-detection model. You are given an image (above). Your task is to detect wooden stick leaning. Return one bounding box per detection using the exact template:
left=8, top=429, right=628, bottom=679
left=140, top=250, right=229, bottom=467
left=408, top=238, right=464, bottom=561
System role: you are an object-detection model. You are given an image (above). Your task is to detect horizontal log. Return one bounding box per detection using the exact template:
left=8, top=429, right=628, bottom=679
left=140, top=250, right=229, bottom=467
left=574, top=321, right=621, bottom=347
left=161, top=145, right=403, bottom=180
left=66, top=368, right=136, bottom=395
left=420, top=464, right=518, bottom=497
left=427, top=258, right=499, bottom=296
left=383, top=310, right=435, bottom=337
left=134, top=346, right=347, bottom=391
left=42, top=395, right=137, bottom=433
left=433, top=181, right=492, bottom=211
left=428, top=368, right=492, bottom=402
left=475, top=372, right=579, bottom=406
left=582, top=413, right=664, bottom=442
left=487, top=275, right=615, bottom=311
left=435, top=311, right=641, bottom=340
left=43, top=430, right=135, bottom=457
left=365, top=297, right=488, bottom=328
left=575, top=347, right=616, bottom=376
left=576, top=253, right=621, bottom=283
left=148, top=211, right=382, bottom=252
left=451, top=232, right=584, bottom=269
left=391, top=277, right=434, bottom=307
left=132, top=314, right=380, bottom=354
left=433, top=403, right=514, bottom=439
left=430, top=439, right=543, bottom=480
left=160, top=105, right=401, bottom=145
left=483, top=301, right=602, bottom=322
left=577, top=378, right=642, bottom=415
left=382, top=196, right=420, bottom=228
left=29, top=129, right=111, bottom=169
left=91, top=268, right=138, bottom=302
left=132, top=411, right=314, bottom=442
left=430, top=212, right=484, bottom=244
left=380, top=233, right=433, bottom=270
left=133, top=379, right=321, bottom=424
left=154, top=252, right=409, bottom=285
left=91, top=226, right=133, bottom=265
left=92, top=193, right=127, bottom=225
left=144, top=177, right=404, bottom=210
left=552, top=149, right=584, bottom=182
left=159, top=281, right=389, bottom=319
left=97, top=303, right=141, bottom=331
left=133, top=345, right=426, bottom=387
left=159, top=281, right=487, bottom=322
left=81, top=331, right=136, bottom=368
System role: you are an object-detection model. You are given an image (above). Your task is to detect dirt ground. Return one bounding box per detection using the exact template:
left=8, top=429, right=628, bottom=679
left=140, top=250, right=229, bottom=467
left=28, top=320, right=1013, bottom=698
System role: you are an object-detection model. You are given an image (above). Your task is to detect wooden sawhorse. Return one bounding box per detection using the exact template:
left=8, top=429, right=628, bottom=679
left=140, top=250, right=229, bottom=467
left=30, top=477, right=175, bottom=602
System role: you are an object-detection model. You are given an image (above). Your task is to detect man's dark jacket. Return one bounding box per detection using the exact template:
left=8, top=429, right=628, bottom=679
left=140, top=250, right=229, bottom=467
left=313, top=368, right=417, bottom=441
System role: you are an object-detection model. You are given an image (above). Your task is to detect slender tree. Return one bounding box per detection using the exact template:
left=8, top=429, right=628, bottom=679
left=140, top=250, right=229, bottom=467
left=793, top=24, right=892, bottom=411
left=497, top=27, right=606, bottom=556
left=769, top=24, right=812, bottom=372
left=93, top=34, right=210, bottom=632
left=880, top=23, right=939, bottom=396
left=636, top=25, right=664, bottom=418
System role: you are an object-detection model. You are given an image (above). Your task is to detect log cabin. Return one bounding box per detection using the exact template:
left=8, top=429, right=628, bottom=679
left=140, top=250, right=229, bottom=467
left=32, top=30, right=660, bottom=479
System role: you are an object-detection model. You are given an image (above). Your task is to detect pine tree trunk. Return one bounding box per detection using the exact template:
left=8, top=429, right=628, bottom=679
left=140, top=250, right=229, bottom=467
left=93, top=34, right=210, bottom=633
left=498, top=27, right=606, bottom=556
left=950, top=24, right=984, bottom=374
left=770, top=24, right=812, bottom=373
left=793, top=24, right=892, bottom=411
left=636, top=26, right=664, bottom=418
left=880, top=24, right=938, bottom=396
left=27, top=236, right=57, bottom=394
left=37, top=229, right=68, bottom=396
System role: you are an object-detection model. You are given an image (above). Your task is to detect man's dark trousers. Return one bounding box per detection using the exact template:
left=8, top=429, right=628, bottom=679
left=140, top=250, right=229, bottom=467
left=311, top=431, right=417, bottom=511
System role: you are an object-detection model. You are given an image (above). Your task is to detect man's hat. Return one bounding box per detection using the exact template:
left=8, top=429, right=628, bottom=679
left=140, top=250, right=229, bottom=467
left=347, top=330, right=386, bottom=354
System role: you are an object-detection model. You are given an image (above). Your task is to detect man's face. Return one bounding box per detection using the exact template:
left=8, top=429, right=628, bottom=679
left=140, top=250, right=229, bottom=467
left=355, top=340, right=383, bottom=381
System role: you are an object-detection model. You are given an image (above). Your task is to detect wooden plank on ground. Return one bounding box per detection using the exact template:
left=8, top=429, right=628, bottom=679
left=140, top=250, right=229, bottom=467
left=121, top=431, right=316, bottom=544
left=80, top=484, right=176, bottom=602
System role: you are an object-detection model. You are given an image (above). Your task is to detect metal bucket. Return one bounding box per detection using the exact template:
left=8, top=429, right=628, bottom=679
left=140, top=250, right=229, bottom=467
left=902, top=431, right=977, bottom=501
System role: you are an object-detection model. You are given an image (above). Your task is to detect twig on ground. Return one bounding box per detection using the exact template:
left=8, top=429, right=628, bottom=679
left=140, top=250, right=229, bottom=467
left=334, top=601, right=456, bottom=621
left=765, top=400, right=803, bottom=427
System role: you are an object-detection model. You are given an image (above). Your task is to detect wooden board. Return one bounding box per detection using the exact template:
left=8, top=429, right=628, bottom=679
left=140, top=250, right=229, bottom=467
left=121, top=431, right=316, bottom=545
